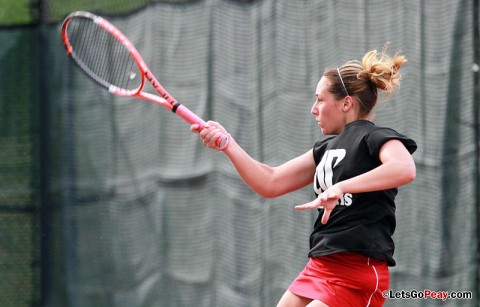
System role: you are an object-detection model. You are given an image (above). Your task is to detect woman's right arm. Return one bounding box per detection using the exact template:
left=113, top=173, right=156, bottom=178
left=192, top=121, right=316, bottom=198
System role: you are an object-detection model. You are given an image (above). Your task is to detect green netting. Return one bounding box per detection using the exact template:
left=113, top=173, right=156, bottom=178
left=0, top=0, right=478, bottom=306
left=0, top=0, right=203, bottom=26
left=0, top=27, right=39, bottom=307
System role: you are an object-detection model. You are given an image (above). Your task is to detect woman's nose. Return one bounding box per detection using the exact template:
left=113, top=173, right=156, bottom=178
left=311, top=101, right=318, bottom=115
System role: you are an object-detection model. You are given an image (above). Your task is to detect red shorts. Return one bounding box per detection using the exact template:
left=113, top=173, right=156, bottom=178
left=288, top=252, right=389, bottom=307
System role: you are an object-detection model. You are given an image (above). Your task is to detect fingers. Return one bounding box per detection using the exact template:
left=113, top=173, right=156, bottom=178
left=192, top=121, right=228, bottom=150
left=323, top=190, right=340, bottom=202
left=294, top=199, right=319, bottom=210
left=295, top=200, right=334, bottom=224
left=294, top=200, right=332, bottom=224
left=201, top=127, right=222, bottom=148
left=295, top=189, right=342, bottom=224
left=190, top=124, right=201, bottom=134
left=321, top=208, right=332, bottom=225
left=295, top=193, right=339, bottom=210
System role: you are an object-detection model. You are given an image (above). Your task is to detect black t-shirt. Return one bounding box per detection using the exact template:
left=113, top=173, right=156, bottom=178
left=309, top=120, right=417, bottom=266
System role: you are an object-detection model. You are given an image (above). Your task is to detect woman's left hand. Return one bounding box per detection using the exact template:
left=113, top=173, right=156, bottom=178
left=295, top=184, right=343, bottom=224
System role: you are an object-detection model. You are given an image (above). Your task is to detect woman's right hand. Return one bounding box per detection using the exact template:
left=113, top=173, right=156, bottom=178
left=190, top=120, right=231, bottom=151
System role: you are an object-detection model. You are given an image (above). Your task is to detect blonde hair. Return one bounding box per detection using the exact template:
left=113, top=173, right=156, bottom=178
left=325, top=44, right=407, bottom=118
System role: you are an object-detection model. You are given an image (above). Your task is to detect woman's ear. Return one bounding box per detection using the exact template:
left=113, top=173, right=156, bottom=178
left=342, top=96, right=354, bottom=112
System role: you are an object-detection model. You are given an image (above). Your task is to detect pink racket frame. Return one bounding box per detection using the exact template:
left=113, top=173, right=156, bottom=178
left=62, top=11, right=229, bottom=149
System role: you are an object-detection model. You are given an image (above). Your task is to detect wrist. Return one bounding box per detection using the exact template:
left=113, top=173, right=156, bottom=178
left=334, top=182, right=346, bottom=195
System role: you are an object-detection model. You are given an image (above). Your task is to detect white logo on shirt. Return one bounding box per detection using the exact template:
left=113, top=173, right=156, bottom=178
left=314, top=149, right=353, bottom=206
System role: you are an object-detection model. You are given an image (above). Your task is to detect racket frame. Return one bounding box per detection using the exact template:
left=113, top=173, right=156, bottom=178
left=61, top=11, right=229, bottom=148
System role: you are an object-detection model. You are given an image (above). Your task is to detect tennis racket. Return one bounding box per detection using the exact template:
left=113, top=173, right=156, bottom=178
left=61, top=11, right=229, bottom=150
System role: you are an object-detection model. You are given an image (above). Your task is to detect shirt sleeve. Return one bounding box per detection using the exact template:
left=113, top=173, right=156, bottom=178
left=364, top=128, right=417, bottom=159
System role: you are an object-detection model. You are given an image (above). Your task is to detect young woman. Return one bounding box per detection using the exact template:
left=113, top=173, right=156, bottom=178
left=191, top=47, right=417, bottom=307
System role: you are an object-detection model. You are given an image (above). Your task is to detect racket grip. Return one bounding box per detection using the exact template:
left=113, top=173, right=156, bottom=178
left=173, top=103, right=230, bottom=150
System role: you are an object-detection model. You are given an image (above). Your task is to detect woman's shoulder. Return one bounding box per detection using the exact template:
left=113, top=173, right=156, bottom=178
left=313, top=136, right=336, bottom=148
left=364, top=125, right=417, bottom=155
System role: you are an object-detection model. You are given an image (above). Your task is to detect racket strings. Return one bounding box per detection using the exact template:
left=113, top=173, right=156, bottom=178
left=66, top=17, right=142, bottom=92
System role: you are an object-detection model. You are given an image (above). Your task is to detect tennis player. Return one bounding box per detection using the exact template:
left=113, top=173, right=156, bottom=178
left=191, top=46, right=417, bottom=307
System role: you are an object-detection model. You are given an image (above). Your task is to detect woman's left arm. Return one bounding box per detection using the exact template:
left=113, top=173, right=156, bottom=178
left=295, top=139, right=416, bottom=223
left=339, top=139, right=416, bottom=194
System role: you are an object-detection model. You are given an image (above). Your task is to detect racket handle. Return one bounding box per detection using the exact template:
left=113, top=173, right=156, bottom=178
left=173, top=103, right=230, bottom=150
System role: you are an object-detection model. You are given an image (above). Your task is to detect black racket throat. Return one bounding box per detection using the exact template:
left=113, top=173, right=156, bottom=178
left=171, top=103, right=182, bottom=113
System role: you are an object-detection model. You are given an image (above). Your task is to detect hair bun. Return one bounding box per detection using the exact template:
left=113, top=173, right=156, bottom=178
left=360, top=46, right=406, bottom=93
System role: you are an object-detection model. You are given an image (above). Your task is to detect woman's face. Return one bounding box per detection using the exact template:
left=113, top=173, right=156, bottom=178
left=311, top=76, right=346, bottom=135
